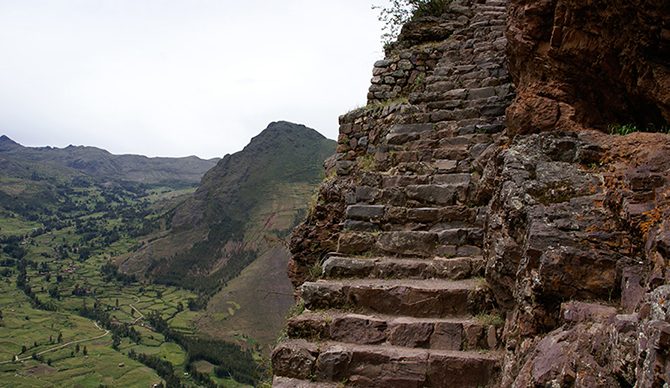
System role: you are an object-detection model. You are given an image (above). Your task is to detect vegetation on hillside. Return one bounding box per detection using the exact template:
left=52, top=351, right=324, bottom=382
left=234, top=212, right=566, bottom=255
left=0, top=124, right=333, bottom=385
left=134, top=122, right=335, bottom=305
left=0, top=146, right=258, bottom=386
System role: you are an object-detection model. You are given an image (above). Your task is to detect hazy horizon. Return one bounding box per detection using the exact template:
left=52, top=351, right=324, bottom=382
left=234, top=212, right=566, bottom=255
left=0, top=1, right=386, bottom=159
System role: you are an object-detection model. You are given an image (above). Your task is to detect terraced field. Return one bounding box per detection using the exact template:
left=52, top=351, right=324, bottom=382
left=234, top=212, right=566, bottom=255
left=0, top=182, right=256, bottom=387
left=0, top=279, right=163, bottom=387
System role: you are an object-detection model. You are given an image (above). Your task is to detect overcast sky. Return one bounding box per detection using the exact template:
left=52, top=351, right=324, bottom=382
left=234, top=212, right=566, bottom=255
left=0, top=1, right=385, bottom=159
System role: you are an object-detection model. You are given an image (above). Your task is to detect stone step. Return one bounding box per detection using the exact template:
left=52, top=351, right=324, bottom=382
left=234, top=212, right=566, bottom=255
left=425, top=94, right=510, bottom=112
left=385, top=123, right=435, bottom=145
left=287, top=311, right=501, bottom=351
left=322, top=255, right=485, bottom=280
left=381, top=162, right=439, bottom=177
left=343, top=221, right=482, bottom=235
left=342, top=220, right=483, bottom=235
left=470, top=18, right=507, bottom=27
left=353, top=182, right=473, bottom=208
left=376, top=230, right=483, bottom=257
left=479, top=5, right=506, bottom=12
left=300, top=278, right=493, bottom=318
left=272, top=339, right=501, bottom=387
left=400, top=183, right=470, bottom=206
left=474, top=7, right=506, bottom=16
left=429, top=108, right=481, bottom=123
left=337, top=230, right=483, bottom=257
left=343, top=205, right=484, bottom=233
left=432, top=143, right=471, bottom=159
left=356, top=178, right=462, bottom=198
left=414, top=84, right=510, bottom=103
left=378, top=172, right=472, bottom=188
left=348, top=177, right=478, bottom=206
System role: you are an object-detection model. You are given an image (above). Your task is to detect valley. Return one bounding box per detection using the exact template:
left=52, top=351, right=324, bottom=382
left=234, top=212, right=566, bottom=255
left=0, top=181, right=256, bottom=387
left=0, top=124, right=334, bottom=387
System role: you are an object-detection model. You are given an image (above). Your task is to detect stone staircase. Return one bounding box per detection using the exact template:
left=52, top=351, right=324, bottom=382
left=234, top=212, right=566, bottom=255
left=272, top=0, right=513, bottom=386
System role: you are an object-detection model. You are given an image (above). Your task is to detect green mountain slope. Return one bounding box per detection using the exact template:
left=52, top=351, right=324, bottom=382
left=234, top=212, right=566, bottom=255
left=118, top=121, right=336, bottom=350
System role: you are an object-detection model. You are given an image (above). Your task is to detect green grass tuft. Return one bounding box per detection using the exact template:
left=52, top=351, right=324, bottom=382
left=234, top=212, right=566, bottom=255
left=609, top=124, right=639, bottom=136
left=476, top=313, right=505, bottom=328
left=609, top=123, right=670, bottom=136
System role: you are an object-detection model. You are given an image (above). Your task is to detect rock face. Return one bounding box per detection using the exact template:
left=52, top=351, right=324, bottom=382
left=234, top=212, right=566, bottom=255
left=506, top=0, right=670, bottom=135
left=273, top=0, right=670, bottom=386
left=484, top=131, right=670, bottom=386
left=487, top=0, right=670, bottom=385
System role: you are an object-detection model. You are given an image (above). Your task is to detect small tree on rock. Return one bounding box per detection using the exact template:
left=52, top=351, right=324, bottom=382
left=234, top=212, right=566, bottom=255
left=374, top=0, right=452, bottom=45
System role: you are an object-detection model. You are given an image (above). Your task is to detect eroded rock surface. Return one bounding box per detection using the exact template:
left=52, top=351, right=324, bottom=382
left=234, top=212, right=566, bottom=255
left=483, top=131, right=670, bottom=386
left=506, top=0, right=670, bottom=135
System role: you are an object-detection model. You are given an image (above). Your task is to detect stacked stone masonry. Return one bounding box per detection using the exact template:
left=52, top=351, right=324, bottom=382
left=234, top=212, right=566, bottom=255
left=273, top=0, right=514, bottom=386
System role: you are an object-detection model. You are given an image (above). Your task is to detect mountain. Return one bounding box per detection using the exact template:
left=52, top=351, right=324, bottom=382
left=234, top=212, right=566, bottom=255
left=0, top=134, right=21, bottom=151
left=0, top=135, right=218, bottom=186
left=117, top=121, right=336, bottom=349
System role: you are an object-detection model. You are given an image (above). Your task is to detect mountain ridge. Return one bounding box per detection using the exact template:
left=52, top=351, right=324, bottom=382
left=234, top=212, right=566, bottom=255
left=0, top=134, right=219, bottom=186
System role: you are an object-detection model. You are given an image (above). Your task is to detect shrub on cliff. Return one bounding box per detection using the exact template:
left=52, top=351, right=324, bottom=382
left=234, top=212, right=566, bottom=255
left=375, top=0, right=451, bottom=44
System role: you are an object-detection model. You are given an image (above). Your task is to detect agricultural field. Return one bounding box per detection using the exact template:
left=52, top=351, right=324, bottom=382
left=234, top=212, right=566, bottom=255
left=0, top=269, right=165, bottom=387
left=0, top=214, right=42, bottom=238
left=0, top=181, right=259, bottom=387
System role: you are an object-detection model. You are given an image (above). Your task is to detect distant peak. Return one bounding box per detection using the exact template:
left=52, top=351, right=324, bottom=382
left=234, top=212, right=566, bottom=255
left=0, top=135, right=21, bottom=150
left=241, top=121, right=327, bottom=153
left=266, top=120, right=305, bottom=129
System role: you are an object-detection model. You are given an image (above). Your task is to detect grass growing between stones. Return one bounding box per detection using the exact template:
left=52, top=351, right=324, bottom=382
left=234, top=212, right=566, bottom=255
left=609, top=123, right=670, bottom=135
left=365, top=96, right=410, bottom=113
left=357, top=153, right=377, bottom=172
left=475, top=313, right=505, bottom=328
left=308, top=261, right=324, bottom=281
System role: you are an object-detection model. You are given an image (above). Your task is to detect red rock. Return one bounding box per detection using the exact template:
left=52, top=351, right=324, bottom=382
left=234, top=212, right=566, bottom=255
left=272, top=340, right=318, bottom=380
left=560, top=301, right=617, bottom=324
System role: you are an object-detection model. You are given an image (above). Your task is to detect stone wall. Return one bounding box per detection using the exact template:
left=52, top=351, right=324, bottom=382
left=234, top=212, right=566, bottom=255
left=368, top=47, right=443, bottom=103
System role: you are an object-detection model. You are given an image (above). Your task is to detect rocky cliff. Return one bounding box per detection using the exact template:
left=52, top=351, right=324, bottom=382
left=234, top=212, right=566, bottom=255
left=272, top=0, right=669, bottom=386
left=506, top=0, right=670, bottom=135
left=489, top=0, right=670, bottom=385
